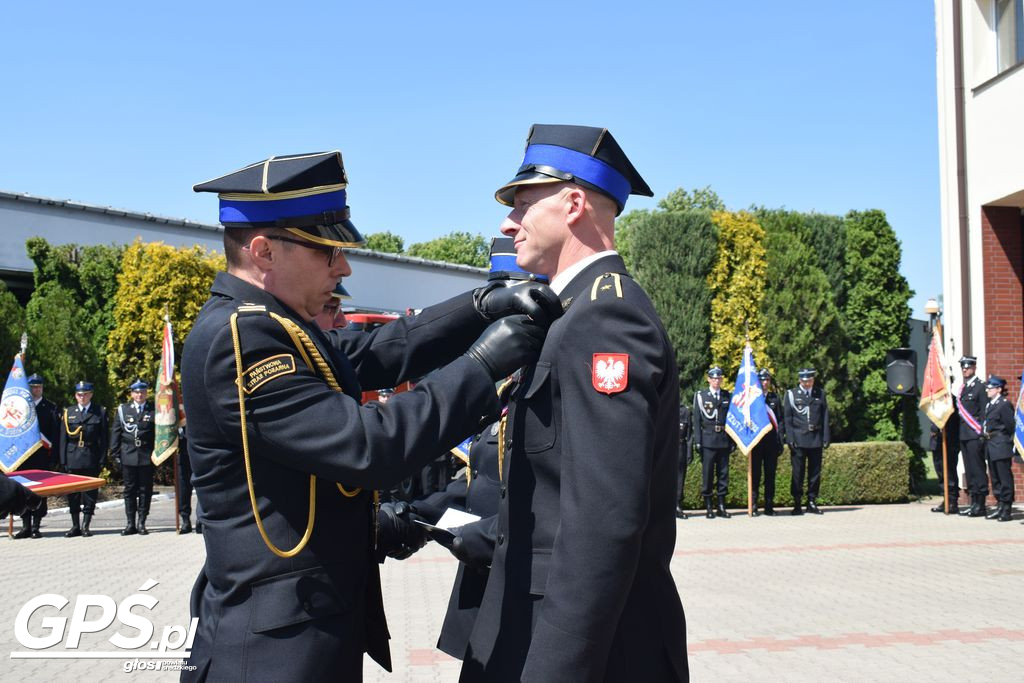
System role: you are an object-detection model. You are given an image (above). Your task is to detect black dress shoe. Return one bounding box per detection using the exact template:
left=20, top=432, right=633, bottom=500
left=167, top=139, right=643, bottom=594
left=930, top=503, right=946, bottom=513
left=763, top=507, right=776, bottom=516
left=790, top=507, right=804, bottom=516
left=675, top=507, right=688, bottom=520
left=65, top=527, right=82, bottom=538
left=14, top=526, right=32, bottom=539
left=807, top=502, right=823, bottom=515
left=751, top=505, right=760, bottom=517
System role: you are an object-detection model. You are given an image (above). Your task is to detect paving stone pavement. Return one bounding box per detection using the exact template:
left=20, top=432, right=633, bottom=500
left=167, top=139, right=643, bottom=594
left=2, top=496, right=1022, bottom=681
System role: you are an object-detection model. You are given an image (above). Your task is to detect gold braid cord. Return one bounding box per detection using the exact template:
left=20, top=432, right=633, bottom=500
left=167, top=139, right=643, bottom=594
left=494, top=377, right=516, bottom=484
left=230, top=311, right=366, bottom=559
left=63, top=409, right=84, bottom=447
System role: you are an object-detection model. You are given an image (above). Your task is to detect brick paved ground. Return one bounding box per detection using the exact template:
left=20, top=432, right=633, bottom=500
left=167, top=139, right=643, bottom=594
left=2, top=496, right=1022, bottom=681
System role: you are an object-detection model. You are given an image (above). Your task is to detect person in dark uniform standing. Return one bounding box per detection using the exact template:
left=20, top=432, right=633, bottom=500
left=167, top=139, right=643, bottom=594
left=982, top=376, right=1015, bottom=522
left=13, top=374, right=59, bottom=539
left=751, top=369, right=784, bottom=516
left=694, top=367, right=734, bottom=519
left=785, top=368, right=829, bottom=515
left=677, top=401, right=693, bottom=518
left=176, top=424, right=200, bottom=534
left=110, top=379, right=156, bottom=536
left=180, top=151, right=559, bottom=682
left=929, top=409, right=961, bottom=514
left=955, top=356, right=988, bottom=517
left=59, top=381, right=108, bottom=537
left=461, top=125, right=688, bottom=682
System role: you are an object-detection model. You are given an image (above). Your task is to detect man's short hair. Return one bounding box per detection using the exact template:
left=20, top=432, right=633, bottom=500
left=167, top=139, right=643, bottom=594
left=223, top=227, right=288, bottom=269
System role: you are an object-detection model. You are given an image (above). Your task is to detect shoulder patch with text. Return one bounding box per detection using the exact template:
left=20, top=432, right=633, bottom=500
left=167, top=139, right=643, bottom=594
left=592, top=353, right=629, bottom=394
left=243, top=354, right=296, bottom=394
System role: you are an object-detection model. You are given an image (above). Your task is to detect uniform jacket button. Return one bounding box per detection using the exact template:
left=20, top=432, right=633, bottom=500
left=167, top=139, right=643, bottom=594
left=497, top=533, right=504, bottom=546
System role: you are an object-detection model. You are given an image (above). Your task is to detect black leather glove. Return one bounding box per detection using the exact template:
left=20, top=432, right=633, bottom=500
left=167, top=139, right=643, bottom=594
left=473, top=281, right=563, bottom=328
left=464, top=315, right=546, bottom=381
left=376, top=501, right=427, bottom=561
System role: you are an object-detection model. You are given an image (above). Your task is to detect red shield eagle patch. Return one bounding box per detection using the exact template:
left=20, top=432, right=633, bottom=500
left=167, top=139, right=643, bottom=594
left=592, top=353, right=629, bottom=394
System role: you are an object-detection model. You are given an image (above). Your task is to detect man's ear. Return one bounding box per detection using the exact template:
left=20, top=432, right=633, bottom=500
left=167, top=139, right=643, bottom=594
left=565, top=187, right=588, bottom=225
left=247, top=234, right=276, bottom=270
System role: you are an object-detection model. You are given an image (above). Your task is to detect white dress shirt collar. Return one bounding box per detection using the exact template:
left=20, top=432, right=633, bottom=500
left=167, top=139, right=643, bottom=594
left=550, top=250, right=619, bottom=295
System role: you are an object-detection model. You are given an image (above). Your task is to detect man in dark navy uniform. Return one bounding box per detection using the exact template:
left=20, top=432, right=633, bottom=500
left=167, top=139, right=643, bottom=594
left=180, top=151, right=560, bottom=682
left=110, top=379, right=156, bottom=535
left=59, top=381, right=107, bottom=537
left=13, top=374, right=59, bottom=539
left=929, top=409, right=961, bottom=514
left=785, top=368, right=830, bottom=515
left=460, top=125, right=688, bottom=682
left=982, top=375, right=1014, bottom=522
left=694, top=366, right=734, bottom=519
left=677, top=401, right=693, bottom=518
left=750, top=369, right=784, bottom=516
left=955, top=356, right=988, bottom=517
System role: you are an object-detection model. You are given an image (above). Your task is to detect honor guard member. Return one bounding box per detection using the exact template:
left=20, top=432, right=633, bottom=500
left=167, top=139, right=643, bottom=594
left=313, top=280, right=351, bottom=331
left=460, top=125, right=688, bottom=682
left=377, top=238, right=549, bottom=660
left=176, top=424, right=201, bottom=534
left=110, top=379, right=156, bottom=535
left=929, top=406, right=961, bottom=514
left=13, top=374, right=59, bottom=539
left=956, top=356, right=989, bottom=517
left=59, top=381, right=108, bottom=537
left=677, top=401, right=693, bottom=518
left=694, top=366, right=734, bottom=519
left=982, top=376, right=1014, bottom=522
left=785, top=368, right=830, bottom=515
left=750, top=369, right=784, bottom=516
left=181, top=151, right=559, bottom=682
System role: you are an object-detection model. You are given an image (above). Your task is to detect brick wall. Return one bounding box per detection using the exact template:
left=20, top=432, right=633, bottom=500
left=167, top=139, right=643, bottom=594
left=979, top=205, right=1024, bottom=504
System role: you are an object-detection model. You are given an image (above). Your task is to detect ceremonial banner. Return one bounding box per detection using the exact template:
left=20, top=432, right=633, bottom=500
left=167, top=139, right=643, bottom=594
left=450, top=435, right=473, bottom=466
left=5, top=469, right=105, bottom=496
left=152, top=317, right=180, bottom=465
left=725, top=345, right=773, bottom=456
left=1014, top=370, right=1024, bottom=458
left=919, top=326, right=954, bottom=429
left=0, top=355, right=44, bottom=473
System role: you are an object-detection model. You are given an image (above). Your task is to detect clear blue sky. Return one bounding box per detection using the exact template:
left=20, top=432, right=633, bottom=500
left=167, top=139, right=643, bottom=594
left=0, top=1, right=940, bottom=316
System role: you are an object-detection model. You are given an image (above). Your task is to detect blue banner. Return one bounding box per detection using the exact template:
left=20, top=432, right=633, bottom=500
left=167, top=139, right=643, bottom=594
left=725, top=345, right=774, bottom=456
left=450, top=435, right=473, bottom=466
left=0, top=355, right=44, bottom=473
left=1014, top=371, right=1024, bottom=458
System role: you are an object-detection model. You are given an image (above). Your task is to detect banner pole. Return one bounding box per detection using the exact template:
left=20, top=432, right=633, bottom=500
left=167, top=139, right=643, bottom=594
left=941, top=425, right=950, bottom=514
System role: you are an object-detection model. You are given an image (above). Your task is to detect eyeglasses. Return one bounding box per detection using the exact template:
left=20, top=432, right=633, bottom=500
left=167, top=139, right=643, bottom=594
left=264, top=236, right=344, bottom=267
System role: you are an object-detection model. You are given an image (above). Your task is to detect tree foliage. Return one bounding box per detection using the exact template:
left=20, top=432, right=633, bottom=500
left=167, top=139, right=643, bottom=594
left=24, top=238, right=125, bottom=407
left=631, top=210, right=717, bottom=401
left=364, top=231, right=405, bottom=254
left=406, top=231, right=488, bottom=267
left=842, top=210, right=913, bottom=441
left=106, top=241, right=224, bottom=394
left=707, top=210, right=768, bottom=379
left=658, top=186, right=726, bottom=213
left=0, top=281, right=25, bottom=363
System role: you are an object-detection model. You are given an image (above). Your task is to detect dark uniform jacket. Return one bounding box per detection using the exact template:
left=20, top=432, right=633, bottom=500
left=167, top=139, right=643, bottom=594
left=693, top=387, right=732, bottom=450
left=462, top=255, right=687, bottom=683
left=983, top=396, right=1015, bottom=461
left=414, top=419, right=502, bottom=659
left=110, top=401, right=156, bottom=467
left=678, top=404, right=693, bottom=463
left=783, top=386, right=829, bottom=449
left=21, top=397, right=59, bottom=470
left=180, top=272, right=498, bottom=682
left=957, top=376, right=985, bottom=440
left=59, top=403, right=108, bottom=470
left=756, top=390, right=784, bottom=455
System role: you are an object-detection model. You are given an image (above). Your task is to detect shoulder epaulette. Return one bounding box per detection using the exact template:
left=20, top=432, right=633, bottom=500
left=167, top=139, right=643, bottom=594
left=590, top=272, right=623, bottom=301
left=236, top=303, right=267, bottom=316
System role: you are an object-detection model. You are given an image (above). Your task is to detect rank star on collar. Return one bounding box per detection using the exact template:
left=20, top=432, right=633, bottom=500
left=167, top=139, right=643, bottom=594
left=593, top=353, right=629, bottom=394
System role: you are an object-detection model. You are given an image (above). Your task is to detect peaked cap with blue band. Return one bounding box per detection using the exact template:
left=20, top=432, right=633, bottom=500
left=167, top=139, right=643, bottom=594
left=129, top=379, right=149, bottom=391
left=27, top=374, right=44, bottom=386
left=193, top=151, right=365, bottom=248
left=74, top=380, right=94, bottom=392
left=487, top=237, right=549, bottom=283
left=495, top=124, right=653, bottom=215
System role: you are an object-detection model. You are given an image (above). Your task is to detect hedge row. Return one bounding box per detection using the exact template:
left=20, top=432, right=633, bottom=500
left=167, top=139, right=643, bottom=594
left=680, top=441, right=912, bottom=509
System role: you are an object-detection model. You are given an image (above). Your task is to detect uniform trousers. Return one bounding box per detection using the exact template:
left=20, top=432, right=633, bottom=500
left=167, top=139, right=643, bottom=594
left=68, top=467, right=100, bottom=516
left=790, top=447, right=822, bottom=503
left=931, top=447, right=960, bottom=501
left=123, top=465, right=154, bottom=515
left=959, top=439, right=988, bottom=496
left=988, top=457, right=1014, bottom=504
left=751, top=441, right=780, bottom=505
left=677, top=452, right=690, bottom=504
left=178, top=447, right=194, bottom=518
left=700, top=447, right=731, bottom=498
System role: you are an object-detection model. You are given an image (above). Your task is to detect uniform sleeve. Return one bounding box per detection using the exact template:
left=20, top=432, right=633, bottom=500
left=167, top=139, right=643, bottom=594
left=692, top=393, right=702, bottom=448
left=822, top=392, right=830, bottom=446
left=99, top=408, right=109, bottom=459
left=454, top=514, right=498, bottom=570
left=522, top=297, right=668, bottom=681
left=783, top=391, right=795, bottom=444
left=325, top=291, right=486, bottom=390
left=109, top=407, right=122, bottom=457
left=203, top=314, right=500, bottom=489
left=57, top=410, right=67, bottom=467
left=413, top=475, right=468, bottom=524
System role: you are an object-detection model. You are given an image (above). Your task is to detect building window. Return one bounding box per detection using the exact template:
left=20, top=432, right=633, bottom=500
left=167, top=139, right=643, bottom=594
left=996, top=0, right=1024, bottom=73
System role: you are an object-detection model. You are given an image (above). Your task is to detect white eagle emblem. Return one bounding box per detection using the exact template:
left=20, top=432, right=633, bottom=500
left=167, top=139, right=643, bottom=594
left=595, top=357, right=626, bottom=391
